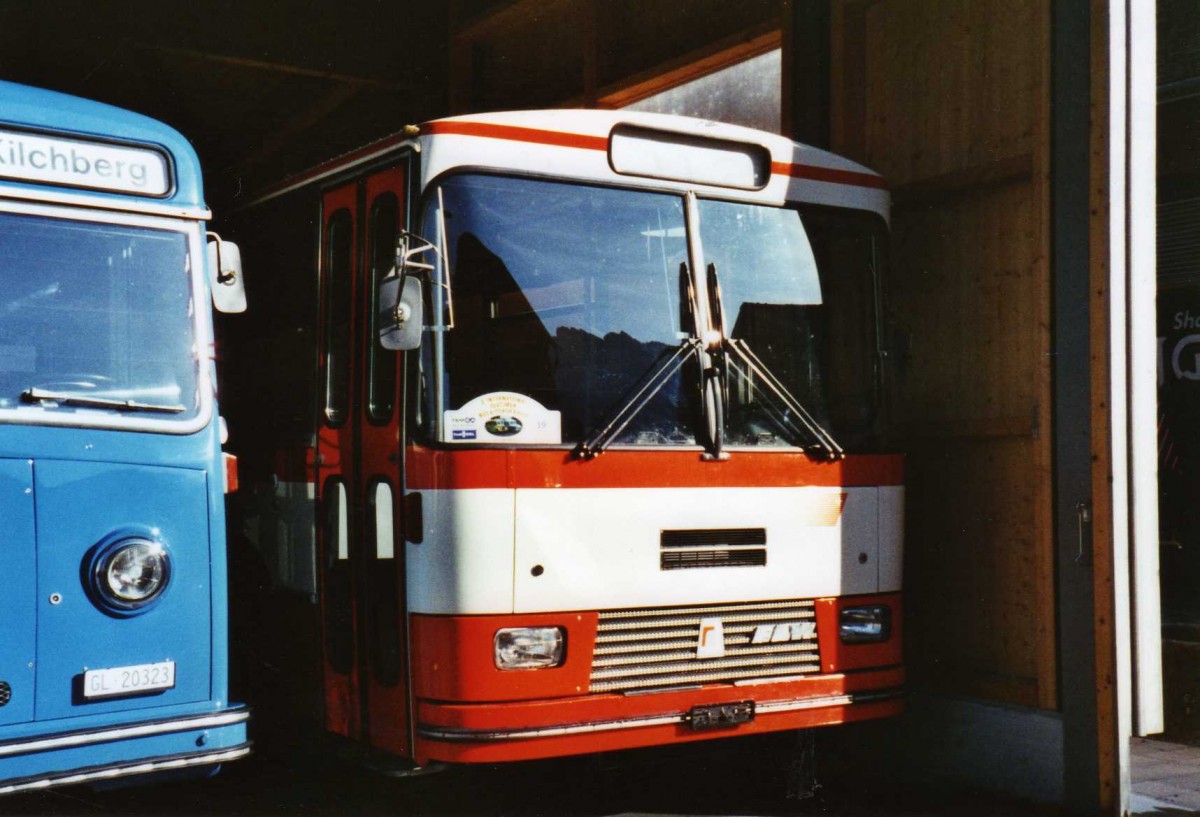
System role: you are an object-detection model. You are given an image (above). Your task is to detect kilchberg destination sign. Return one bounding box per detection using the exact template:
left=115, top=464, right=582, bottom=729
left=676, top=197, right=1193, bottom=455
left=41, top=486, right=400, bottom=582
left=0, top=128, right=170, bottom=195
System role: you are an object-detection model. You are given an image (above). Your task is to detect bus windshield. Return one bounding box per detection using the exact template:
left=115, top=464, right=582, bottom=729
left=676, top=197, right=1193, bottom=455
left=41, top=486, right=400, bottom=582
left=0, top=211, right=199, bottom=422
left=422, top=174, right=886, bottom=452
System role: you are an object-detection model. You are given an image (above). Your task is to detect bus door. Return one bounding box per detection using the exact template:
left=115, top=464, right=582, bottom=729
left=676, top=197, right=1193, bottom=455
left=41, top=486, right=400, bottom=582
left=316, top=161, right=411, bottom=757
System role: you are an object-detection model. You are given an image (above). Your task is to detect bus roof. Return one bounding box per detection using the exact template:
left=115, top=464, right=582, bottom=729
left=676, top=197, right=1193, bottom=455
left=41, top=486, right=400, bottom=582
left=0, top=81, right=207, bottom=218
left=421, top=110, right=890, bottom=220
left=249, top=109, right=889, bottom=221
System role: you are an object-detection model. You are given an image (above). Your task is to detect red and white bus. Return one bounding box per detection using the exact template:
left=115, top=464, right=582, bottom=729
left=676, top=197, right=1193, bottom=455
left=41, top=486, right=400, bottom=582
left=224, top=110, right=903, bottom=769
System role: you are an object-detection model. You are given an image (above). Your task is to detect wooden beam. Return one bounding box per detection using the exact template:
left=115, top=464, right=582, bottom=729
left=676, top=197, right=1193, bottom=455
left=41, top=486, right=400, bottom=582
left=890, top=154, right=1035, bottom=208
left=136, top=44, right=411, bottom=91
left=452, top=0, right=547, bottom=42
left=226, top=83, right=362, bottom=179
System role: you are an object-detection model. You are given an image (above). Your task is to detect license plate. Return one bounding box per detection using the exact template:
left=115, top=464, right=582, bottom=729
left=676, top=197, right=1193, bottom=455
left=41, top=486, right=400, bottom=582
left=83, top=661, right=176, bottom=699
left=688, top=701, right=755, bottom=731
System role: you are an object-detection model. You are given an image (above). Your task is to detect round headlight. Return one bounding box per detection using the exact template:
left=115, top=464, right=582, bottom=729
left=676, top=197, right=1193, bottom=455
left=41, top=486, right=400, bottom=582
left=96, top=539, right=170, bottom=609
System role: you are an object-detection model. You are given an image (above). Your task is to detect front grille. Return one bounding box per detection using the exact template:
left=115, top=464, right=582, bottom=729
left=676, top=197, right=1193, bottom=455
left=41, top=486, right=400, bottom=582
left=590, top=599, right=821, bottom=693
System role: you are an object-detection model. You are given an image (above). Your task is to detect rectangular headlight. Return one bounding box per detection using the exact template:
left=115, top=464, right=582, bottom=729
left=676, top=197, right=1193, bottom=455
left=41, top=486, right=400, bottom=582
left=839, top=605, right=892, bottom=644
left=494, top=627, right=565, bottom=670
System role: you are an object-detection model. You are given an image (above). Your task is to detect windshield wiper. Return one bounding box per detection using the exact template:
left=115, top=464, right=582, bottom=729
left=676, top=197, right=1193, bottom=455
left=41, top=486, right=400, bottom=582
left=705, top=261, right=843, bottom=462
left=21, top=387, right=186, bottom=414
left=722, top=339, right=844, bottom=461
left=574, top=337, right=703, bottom=459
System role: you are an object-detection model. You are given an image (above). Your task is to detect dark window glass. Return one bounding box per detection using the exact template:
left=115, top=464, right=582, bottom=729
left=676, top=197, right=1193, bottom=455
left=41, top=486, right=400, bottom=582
left=321, top=478, right=352, bottom=675
left=323, top=210, right=353, bottom=425
left=424, top=175, right=697, bottom=446
left=368, top=195, right=399, bottom=422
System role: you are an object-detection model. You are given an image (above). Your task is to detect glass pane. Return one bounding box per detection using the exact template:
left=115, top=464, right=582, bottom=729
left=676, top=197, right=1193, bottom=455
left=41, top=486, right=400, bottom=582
left=368, top=195, right=399, bottom=422
left=322, top=477, right=352, bottom=675
left=0, top=212, right=197, bottom=418
left=373, top=481, right=394, bottom=559
left=425, top=174, right=698, bottom=447
left=698, top=200, right=885, bottom=450
left=323, top=210, right=353, bottom=425
left=626, top=49, right=782, bottom=134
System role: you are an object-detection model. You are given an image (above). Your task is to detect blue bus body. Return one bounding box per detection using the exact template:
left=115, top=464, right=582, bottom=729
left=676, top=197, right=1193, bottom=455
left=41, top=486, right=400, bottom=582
left=0, top=82, right=248, bottom=794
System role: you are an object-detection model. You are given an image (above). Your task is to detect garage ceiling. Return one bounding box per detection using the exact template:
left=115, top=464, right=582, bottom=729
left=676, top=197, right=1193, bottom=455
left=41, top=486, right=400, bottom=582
left=0, top=0, right=450, bottom=210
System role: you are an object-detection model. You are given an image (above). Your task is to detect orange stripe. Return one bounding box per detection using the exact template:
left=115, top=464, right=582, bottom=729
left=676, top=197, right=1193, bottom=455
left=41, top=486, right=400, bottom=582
left=771, top=161, right=889, bottom=190
left=405, top=447, right=903, bottom=490
left=423, top=121, right=609, bottom=152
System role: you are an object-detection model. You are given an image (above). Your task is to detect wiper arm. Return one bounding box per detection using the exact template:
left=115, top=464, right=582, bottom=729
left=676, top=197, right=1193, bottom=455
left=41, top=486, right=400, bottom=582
left=705, top=258, right=842, bottom=461
left=21, top=388, right=186, bottom=414
left=723, top=338, right=844, bottom=461
left=574, top=338, right=702, bottom=459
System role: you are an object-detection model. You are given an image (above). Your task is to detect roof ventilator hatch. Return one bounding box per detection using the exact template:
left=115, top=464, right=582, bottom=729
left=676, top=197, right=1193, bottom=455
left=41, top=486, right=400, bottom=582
left=608, top=124, right=771, bottom=190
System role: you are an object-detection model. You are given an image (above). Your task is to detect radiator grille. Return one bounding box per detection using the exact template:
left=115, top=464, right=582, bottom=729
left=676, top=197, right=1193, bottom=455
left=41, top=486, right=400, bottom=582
left=590, top=599, right=820, bottom=693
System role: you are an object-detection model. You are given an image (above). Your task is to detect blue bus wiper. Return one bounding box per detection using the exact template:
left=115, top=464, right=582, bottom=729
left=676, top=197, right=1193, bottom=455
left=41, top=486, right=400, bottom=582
left=21, top=387, right=186, bottom=414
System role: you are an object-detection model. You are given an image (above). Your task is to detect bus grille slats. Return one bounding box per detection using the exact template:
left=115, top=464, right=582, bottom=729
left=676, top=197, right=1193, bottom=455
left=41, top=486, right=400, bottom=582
left=590, top=600, right=821, bottom=693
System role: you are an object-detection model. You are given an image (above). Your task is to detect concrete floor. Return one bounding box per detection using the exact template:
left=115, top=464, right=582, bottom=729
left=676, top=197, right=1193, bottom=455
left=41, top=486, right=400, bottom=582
left=1, top=730, right=1062, bottom=817
left=7, top=730, right=1199, bottom=815
left=1132, top=737, right=1200, bottom=814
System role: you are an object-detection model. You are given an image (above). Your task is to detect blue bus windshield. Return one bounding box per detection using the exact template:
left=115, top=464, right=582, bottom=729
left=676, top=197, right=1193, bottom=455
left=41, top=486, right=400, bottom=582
left=0, top=211, right=198, bottom=419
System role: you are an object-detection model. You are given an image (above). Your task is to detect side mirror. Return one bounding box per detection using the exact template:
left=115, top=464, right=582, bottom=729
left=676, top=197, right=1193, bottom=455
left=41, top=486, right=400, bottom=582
left=378, top=274, right=424, bottom=350
left=206, top=233, right=247, bottom=314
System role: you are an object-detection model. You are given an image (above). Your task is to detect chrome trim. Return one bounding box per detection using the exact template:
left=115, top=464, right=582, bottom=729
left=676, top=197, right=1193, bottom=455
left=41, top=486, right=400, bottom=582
left=0, top=185, right=210, bottom=220
left=0, top=744, right=250, bottom=796
left=418, top=688, right=904, bottom=742
left=0, top=709, right=249, bottom=758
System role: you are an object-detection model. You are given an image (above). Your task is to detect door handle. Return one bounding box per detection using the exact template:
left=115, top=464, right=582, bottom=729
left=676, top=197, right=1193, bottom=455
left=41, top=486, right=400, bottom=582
left=1074, top=501, right=1091, bottom=565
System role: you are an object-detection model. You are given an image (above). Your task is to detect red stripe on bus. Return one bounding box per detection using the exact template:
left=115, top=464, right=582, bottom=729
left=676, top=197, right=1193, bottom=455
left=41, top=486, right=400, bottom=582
left=405, top=447, right=902, bottom=490
left=423, top=121, right=610, bottom=152
left=426, top=122, right=887, bottom=191
left=771, top=161, right=889, bottom=190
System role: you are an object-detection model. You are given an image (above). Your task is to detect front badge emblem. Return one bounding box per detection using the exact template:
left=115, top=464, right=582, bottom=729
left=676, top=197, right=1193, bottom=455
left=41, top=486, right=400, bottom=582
left=697, top=617, right=725, bottom=659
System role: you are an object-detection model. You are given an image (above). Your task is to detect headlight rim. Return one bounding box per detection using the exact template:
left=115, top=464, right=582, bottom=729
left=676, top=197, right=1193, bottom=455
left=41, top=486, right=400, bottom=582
left=493, top=626, right=566, bottom=670
left=84, top=530, right=172, bottom=617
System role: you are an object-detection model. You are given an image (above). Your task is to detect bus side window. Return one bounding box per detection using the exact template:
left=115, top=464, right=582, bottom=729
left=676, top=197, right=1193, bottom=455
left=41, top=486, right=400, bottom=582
left=368, top=195, right=399, bottom=423
left=323, top=210, right=353, bottom=426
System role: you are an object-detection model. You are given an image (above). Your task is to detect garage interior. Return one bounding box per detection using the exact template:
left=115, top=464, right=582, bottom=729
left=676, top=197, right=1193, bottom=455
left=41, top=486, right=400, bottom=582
left=0, top=1, right=1168, bottom=814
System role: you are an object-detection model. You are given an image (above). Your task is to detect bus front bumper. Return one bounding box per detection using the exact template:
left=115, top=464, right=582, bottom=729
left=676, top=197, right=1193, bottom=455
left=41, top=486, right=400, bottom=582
left=414, top=668, right=903, bottom=765
left=0, top=706, right=250, bottom=795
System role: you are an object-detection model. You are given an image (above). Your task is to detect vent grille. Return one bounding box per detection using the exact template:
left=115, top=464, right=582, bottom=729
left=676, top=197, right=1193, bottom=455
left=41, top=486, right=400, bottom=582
left=590, top=599, right=820, bottom=693
left=660, top=527, right=767, bottom=571
left=0, top=681, right=10, bottom=708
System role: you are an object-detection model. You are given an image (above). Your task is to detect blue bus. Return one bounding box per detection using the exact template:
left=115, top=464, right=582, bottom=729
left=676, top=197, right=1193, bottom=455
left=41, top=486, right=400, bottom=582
left=0, top=81, right=249, bottom=794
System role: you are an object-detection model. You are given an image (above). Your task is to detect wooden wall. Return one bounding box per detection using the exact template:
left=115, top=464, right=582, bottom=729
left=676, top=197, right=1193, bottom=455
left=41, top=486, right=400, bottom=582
left=832, top=0, right=1056, bottom=709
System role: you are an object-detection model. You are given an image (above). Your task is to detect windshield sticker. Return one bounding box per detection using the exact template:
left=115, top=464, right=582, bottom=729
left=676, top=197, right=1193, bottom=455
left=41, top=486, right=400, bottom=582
left=444, top=392, right=561, bottom=444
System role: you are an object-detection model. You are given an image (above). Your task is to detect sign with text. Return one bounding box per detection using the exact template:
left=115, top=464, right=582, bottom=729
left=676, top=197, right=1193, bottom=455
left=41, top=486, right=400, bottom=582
left=0, top=128, right=170, bottom=195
